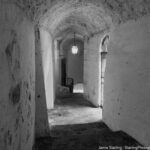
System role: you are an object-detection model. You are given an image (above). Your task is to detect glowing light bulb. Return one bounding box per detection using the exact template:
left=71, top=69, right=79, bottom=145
left=71, top=45, right=78, bottom=54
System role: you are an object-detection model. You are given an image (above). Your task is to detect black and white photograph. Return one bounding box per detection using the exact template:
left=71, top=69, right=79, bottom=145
left=0, top=0, right=150, bottom=150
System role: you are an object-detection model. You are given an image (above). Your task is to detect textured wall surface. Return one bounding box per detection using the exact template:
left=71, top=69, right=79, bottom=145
left=84, top=34, right=102, bottom=107
left=0, top=3, right=35, bottom=150
left=103, top=15, right=150, bottom=146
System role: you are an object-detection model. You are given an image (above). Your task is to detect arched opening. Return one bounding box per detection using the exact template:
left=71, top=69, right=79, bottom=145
left=59, top=36, right=84, bottom=94
left=32, top=4, right=116, bottom=148
left=99, top=34, right=110, bottom=108
left=49, top=31, right=103, bottom=126
left=36, top=1, right=113, bottom=130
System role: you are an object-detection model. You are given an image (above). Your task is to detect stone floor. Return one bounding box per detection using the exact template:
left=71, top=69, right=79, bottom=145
left=48, top=93, right=102, bottom=126
left=35, top=93, right=142, bottom=150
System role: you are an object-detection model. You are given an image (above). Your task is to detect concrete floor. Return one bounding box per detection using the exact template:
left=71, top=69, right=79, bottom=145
left=35, top=93, right=142, bottom=150
left=48, top=93, right=102, bottom=126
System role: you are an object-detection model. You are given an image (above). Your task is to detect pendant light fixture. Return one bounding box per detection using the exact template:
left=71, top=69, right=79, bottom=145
left=71, top=32, right=78, bottom=54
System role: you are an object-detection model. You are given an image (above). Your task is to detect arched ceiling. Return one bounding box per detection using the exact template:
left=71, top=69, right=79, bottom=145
left=39, top=1, right=112, bottom=37
left=56, top=31, right=84, bottom=42
left=13, top=0, right=150, bottom=38
left=54, top=25, right=88, bottom=39
left=52, top=10, right=111, bottom=38
left=39, top=1, right=112, bottom=36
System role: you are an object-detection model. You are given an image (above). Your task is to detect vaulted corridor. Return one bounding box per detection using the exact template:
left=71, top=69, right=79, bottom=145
left=1, top=0, right=150, bottom=150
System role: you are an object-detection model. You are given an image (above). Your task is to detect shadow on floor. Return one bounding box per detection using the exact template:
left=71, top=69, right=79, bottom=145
left=35, top=122, right=142, bottom=150
left=35, top=93, right=142, bottom=150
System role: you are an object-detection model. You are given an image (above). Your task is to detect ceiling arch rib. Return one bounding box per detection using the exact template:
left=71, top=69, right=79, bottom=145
left=54, top=23, right=89, bottom=40
left=54, top=26, right=86, bottom=40
left=60, top=33, right=84, bottom=46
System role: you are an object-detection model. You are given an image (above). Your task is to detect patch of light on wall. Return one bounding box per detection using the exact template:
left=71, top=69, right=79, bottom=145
left=71, top=45, right=78, bottom=54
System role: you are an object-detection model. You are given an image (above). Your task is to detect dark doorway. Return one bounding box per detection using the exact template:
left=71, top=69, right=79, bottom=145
left=61, top=58, right=66, bottom=86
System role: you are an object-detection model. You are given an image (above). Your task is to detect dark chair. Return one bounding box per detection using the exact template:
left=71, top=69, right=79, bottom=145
left=66, top=77, right=74, bottom=93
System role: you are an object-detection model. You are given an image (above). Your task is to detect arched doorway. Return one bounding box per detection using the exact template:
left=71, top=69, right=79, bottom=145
left=99, top=34, right=110, bottom=108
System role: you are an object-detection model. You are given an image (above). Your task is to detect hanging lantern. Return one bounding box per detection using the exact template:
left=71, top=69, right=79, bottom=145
left=71, top=32, right=78, bottom=54
left=71, top=45, right=78, bottom=54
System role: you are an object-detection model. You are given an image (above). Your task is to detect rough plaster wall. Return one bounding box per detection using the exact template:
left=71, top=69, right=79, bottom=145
left=103, top=15, right=150, bottom=146
left=35, top=28, right=50, bottom=137
left=40, top=28, right=55, bottom=109
left=84, top=35, right=102, bottom=107
left=0, top=3, right=35, bottom=150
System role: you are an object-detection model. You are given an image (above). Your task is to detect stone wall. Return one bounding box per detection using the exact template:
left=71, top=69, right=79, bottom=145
left=103, top=14, right=150, bottom=146
left=0, top=3, right=35, bottom=150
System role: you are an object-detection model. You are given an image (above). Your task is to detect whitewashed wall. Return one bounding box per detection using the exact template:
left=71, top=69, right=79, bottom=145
left=40, top=29, right=55, bottom=109
left=84, top=35, right=102, bottom=107
left=103, top=15, right=150, bottom=146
